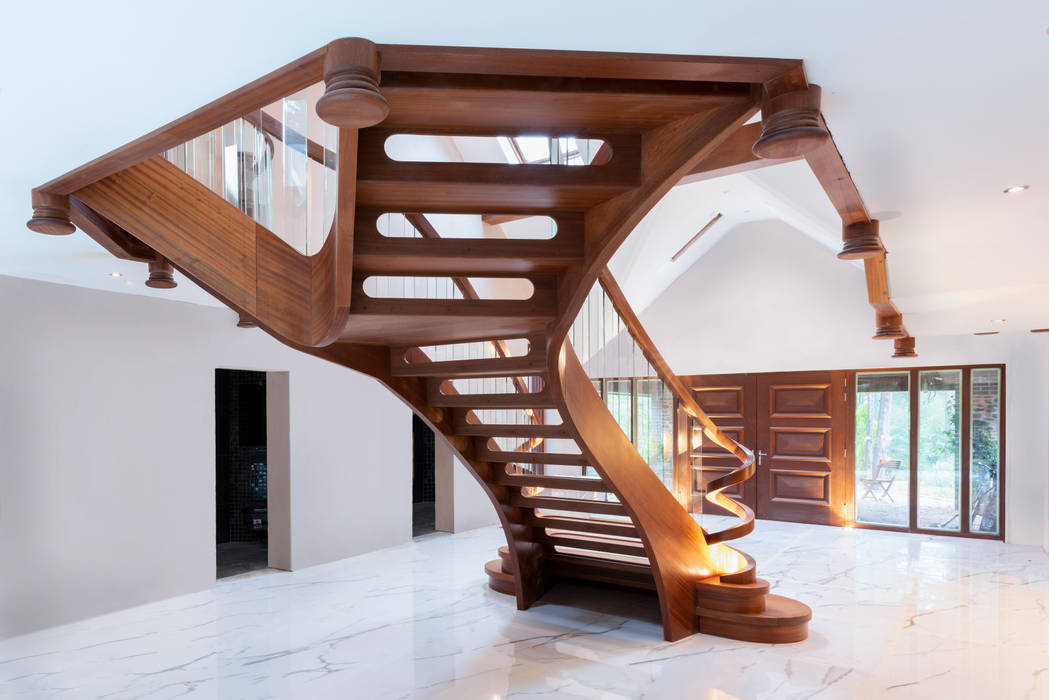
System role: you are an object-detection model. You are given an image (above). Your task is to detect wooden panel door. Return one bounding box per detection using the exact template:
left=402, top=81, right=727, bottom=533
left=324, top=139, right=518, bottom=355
left=756, top=371, right=847, bottom=525
left=686, top=374, right=757, bottom=517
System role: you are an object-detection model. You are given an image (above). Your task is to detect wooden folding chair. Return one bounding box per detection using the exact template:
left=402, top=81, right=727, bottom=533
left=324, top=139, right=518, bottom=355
left=860, top=460, right=900, bottom=502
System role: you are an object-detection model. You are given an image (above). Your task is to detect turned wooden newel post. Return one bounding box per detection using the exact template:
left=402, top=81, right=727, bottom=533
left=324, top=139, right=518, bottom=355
left=838, top=220, right=885, bottom=260
left=753, top=84, right=831, bottom=159
left=873, top=312, right=906, bottom=340
left=145, top=255, right=177, bottom=289
left=315, top=38, right=389, bottom=128
left=26, top=190, right=76, bottom=235
left=892, top=336, right=917, bottom=358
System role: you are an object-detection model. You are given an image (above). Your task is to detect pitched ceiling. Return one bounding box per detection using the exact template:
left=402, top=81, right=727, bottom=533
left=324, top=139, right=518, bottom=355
left=2, top=1, right=1046, bottom=336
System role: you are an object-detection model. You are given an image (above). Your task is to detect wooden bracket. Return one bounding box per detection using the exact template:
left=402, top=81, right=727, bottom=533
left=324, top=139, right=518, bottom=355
left=27, top=190, right=75, bottom=235
left=145, top=255, right=177, bottom=289
left=316, top=38, right=389, bottom=128
left=839, top=219, right=885, bottom=260
left=873, top=312, right=906, bottom=340
left=892, top=336, right=917, bottom=358
left=753, top=84, right=830, bottom=159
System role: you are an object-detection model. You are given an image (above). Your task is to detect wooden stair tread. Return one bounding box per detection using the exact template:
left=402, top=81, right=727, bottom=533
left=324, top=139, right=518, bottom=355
left=696, top=577, right=770, bottom=594
left=510, top=492, right=626, bottom=516
left=339, top=314, right=551, bottom=346
left=354, top=236, right=583, bottom=275
left=541, top=531, right=647, bottom=557
left=350, top=296, right=557, bottom=318
left=530, top=514, right=637, bottom=538
left=479, top=448, right=587, bottom=466
left=356, top=167, right=635, bottom=212
left=695, top=577, right=771, bottom=615
left=392, top=353, right=547, bottom=378
left=484, top=559, right=514, bottom=582
left=493, top=472, right=611, bottom=492
left=428, top=389, right=555, bottom=409
left=696, top=594, right=811, bottom=627
left=453, top=421, right=570, bottom=438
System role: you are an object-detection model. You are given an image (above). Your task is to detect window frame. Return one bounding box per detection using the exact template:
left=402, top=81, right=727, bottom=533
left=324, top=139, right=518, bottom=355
left=846, top=363, right=1005, bottom=541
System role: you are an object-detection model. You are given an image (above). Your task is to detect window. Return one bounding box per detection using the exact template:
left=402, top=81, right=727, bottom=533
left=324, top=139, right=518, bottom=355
left=970, top=368, right=1001, bottom=534
left=854, top=372, right=910, bottom=527
left=917, top=369, right=963, bottom=530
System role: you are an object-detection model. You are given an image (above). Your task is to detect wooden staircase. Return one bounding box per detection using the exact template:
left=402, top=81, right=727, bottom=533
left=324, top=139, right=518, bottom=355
left=25, top=38, right=835, bottom=643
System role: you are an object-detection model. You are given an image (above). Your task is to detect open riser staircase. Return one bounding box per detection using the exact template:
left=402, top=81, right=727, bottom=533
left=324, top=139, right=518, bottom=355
left=26, top=39, right=837, bottom=643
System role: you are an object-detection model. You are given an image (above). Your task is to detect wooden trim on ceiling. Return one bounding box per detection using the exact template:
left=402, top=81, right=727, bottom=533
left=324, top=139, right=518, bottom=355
left=376, top=44, right=802, bottom=84
left=671, top=213, right=723, bottom=262
left=804, top=118, right=908, bottom=349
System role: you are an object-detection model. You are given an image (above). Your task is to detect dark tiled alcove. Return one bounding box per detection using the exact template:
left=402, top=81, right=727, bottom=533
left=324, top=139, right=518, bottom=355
left=215, top=369, right=268, bottom=577
left=412, top=414, right=436, bottom=536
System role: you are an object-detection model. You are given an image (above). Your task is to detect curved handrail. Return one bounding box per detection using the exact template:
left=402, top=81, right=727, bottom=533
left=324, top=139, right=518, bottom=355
left=596, top=270, right=755, bottom=544
left=548, top=337, right=718, bottom=641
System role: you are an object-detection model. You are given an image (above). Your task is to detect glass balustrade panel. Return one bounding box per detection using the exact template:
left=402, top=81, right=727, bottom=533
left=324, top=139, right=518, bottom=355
left=164, top=81, right=338, bottom=255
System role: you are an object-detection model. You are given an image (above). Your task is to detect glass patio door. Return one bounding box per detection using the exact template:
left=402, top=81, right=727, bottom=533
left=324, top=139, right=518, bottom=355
left=852, top=366, right=1002, bottom=537
left=917, top=369, right=963, bottom=531
left=854, top=372, right=910, bottom=526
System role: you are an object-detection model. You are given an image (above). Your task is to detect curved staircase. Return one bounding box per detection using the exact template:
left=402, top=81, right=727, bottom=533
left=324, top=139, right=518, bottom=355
left=26, top=38, right=833, bottom=643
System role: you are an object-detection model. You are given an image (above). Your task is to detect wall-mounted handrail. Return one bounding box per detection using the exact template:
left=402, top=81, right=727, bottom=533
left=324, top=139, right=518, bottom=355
left=596, top=269, right=755, bottom=544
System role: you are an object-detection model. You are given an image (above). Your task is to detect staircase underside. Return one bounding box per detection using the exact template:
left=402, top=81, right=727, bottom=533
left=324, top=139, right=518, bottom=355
left=23, top=39, right=842, bottom=643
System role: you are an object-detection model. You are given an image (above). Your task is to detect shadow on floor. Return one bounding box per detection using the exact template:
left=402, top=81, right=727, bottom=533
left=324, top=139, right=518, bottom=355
left=533, top=580, right=663, bottom=627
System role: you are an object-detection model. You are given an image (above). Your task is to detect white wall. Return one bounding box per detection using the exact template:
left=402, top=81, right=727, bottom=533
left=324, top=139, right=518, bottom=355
left=434, top=438, right=500, bottom=533
left=634, top=220, right=1049, bottom=547
left=0, top=275, right=413, bottom=638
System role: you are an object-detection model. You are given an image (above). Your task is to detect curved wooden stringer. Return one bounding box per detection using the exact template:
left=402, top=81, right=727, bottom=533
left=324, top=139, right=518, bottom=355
left=26, top=38, right=840, bottom=643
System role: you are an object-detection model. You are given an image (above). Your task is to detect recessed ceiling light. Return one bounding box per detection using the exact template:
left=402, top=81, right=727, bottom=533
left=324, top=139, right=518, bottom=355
left=108, top=272, right=122, bottom=278
left=1003, top=185, right=1029, bottom=194
left=991, top=318, right=1007, bottom=324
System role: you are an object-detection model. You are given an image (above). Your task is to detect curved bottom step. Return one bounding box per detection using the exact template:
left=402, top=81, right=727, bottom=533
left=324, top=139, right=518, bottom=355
left=695, top=577, right=770, bottom=614
left=484, top=559, right=516, bottom=596
left=696, top=593, right=811, bottom=643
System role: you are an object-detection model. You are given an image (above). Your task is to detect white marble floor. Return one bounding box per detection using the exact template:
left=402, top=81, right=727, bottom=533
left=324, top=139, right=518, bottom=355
left=2, top=520, right=1049, bottom=699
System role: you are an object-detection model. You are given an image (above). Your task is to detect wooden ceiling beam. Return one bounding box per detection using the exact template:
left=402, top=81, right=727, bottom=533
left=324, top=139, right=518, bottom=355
left=377, top=44, right=801, bottom=84
left=774, top=109, right=909, bottom=354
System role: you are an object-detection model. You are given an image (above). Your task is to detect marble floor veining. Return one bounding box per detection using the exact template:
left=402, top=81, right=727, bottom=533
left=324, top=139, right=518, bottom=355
left=2, top=520, right=1049, bottom=699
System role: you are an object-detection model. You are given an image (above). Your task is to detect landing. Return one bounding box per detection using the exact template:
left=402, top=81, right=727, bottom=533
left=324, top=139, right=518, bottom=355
left=1, top=522, right=1047, bottom=699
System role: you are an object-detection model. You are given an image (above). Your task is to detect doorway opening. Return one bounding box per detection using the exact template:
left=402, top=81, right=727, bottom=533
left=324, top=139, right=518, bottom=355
left=215, top=369, right=269, bottom=578
left=412, top=415, right=436, bottom=537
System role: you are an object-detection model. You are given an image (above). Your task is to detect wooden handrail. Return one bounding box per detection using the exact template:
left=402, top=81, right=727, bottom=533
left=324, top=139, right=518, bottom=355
left=596, top=270, right=755, bottom=544
left=550, top=338, right=717, bottom=640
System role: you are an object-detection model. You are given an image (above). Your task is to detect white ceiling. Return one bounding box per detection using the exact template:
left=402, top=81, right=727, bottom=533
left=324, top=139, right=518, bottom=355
left=2, top=0, right=1047, bottom=336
